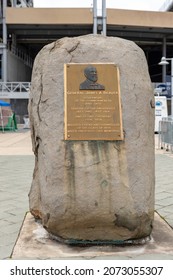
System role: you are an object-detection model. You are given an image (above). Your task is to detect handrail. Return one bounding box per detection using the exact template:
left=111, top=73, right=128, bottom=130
left=0, top=82, right=31, bottom=92
left=9, top=45, right=33, bottom=68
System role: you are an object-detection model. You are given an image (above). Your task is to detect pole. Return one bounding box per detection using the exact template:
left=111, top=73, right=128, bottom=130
left=2, top=0, right=7, bottom=82
left=13, top=0, right=17, bottom=7
left=171, top=58, right=173, bottom=116
left=0, top=106, right=4, bottom=133
left=93, top=0, right=97, bottom=34
left=162, top=37, right=167, bottom=83
left=102, top=0, right=107, bottom=36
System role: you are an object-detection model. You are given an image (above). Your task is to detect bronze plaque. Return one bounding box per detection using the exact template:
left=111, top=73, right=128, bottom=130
left=64, top=63, right=123, bottom=141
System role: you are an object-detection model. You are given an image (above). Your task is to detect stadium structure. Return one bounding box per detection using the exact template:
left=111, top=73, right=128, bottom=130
left=1, top=0, right=173, bottom=119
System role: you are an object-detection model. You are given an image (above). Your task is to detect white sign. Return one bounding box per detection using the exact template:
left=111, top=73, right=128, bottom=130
left=155, top=96, right=168, bottom=132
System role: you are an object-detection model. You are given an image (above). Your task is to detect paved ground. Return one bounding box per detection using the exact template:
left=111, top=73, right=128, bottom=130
left=0, top=129, right=34, bottom=259
left=0, top=130, right=173, bottom=259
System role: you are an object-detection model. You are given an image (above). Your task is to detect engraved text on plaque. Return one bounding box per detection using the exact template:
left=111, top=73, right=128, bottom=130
left=64, top=63, right=123, bottom=140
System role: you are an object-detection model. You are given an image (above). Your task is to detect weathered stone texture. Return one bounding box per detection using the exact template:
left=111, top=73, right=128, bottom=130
left=29, top=34, right=155, bottom=242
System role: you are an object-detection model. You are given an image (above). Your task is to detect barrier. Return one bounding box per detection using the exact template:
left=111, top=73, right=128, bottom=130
left=159, top=117, right=173, bottom=152
left=0, top=109, right=17, bottom=132
left=0, top=82, right=30, bottom=99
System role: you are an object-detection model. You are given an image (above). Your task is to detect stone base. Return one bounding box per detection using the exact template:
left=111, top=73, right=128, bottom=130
left=11, top=212, right=173, bottom=259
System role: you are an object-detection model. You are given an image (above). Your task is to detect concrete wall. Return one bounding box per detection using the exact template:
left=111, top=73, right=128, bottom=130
left=7, top=51, right=32, bottom=82
left=6, top=8, right=93, bottom=24
left=107, top=9, right=173, bottom=28
left=6, top=7, right=173, bottom=29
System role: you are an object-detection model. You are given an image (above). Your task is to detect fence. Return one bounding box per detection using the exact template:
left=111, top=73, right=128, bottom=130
left=0, top=82, right=30, bottom=99
left=0, top=82, right=30, bottom=92
left=0, top=107, right=17, bottom=132
left=9, top=45, right=33, bottom=68
left=158, top=117, right=173, bottom=152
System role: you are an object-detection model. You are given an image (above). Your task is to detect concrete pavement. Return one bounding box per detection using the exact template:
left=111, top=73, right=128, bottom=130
left=0, top=129, right=34, bottom=259
left=155, top=134, right=173, bottom=228
left=0, top=130, right=173, bottom=259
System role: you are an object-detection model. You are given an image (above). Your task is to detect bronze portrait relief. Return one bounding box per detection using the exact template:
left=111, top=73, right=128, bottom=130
left=79, top=65, right=105, bottom=90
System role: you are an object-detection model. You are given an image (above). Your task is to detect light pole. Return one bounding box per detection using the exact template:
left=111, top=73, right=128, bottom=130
left=93, top=0, right=107, bottom=36
left=159, top=56, right=173, bottom=116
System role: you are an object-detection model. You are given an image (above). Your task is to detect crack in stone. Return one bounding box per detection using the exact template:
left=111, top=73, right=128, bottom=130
left=49, top=40, right=64, bottom=53
left=66, top=41, right=80, bottom=54
left=64, top=41, right=80, bottom=62
left=37, top=74, right=43, bottom=122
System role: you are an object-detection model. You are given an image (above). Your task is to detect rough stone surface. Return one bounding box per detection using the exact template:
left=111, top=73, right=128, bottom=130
left=28, top=34, right=155, bottom=242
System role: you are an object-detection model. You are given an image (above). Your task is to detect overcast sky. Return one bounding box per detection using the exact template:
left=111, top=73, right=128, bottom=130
left=33, top=0, right=167, bottom=11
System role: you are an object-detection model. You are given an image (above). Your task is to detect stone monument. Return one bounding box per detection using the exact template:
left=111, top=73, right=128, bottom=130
left=28, top=34, right=155, bottom=244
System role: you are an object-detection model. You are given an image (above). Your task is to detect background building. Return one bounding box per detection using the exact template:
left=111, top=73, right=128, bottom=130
left=1, top=0, right=173, bottom=121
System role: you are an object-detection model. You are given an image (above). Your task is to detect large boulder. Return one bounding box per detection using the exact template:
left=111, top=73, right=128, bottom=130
left=29, top=34, right=155, bottom=242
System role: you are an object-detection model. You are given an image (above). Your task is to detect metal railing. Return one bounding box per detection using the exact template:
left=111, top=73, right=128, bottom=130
left=0, top=82, right=30, bottom=92
left=158, top=117, right=173, bottom=152
left=9, top=45, right=33, bottom=68
left=159, top=0, right=173, bottom=11
left=8, top=0, right=33, bottom=8
left=0, top=82, right=30, bottom=99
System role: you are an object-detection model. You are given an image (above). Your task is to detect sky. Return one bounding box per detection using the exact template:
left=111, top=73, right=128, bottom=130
left=33, top=0, right=167, bottom=11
